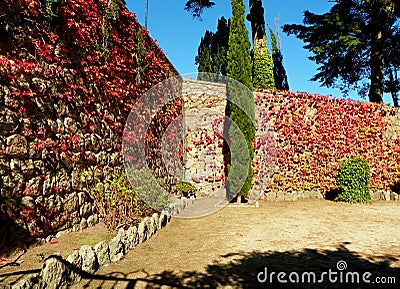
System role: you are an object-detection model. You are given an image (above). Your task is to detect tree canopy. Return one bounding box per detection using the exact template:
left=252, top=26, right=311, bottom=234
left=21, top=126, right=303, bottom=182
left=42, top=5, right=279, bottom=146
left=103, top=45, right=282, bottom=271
left=283, top=0, right=400, bottom=104
left=184, top=0, right=215, bottom=19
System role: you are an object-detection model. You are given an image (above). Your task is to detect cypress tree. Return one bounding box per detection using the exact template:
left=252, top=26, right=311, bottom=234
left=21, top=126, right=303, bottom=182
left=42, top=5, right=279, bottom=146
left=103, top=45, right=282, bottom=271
left=195, top=30, right=214, bottom=81
left=252, top=35, right=275, bottom=89
left=211, top=17, right=229, bottom=77
left=269, top=26, right=289, bottom=90
left=196, top=17, right=229, bottom=79
left=247, top=0, right=274, bottom=89
left=226, top=0, right=255, bottom=201
left=227, top=0, right=252, bottom=89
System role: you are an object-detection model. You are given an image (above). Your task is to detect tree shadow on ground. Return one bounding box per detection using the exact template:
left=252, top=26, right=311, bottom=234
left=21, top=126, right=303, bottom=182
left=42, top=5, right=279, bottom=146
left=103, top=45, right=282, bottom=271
left=1, top=243, right=399, bottom=288
left=137, top=243, right=399, bottom=289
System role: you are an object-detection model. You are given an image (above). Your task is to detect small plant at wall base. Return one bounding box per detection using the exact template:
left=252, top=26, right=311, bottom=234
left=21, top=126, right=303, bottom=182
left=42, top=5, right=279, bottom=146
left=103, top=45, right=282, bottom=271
left=176, top=181, right=197, bottom=198
left=334, top=156, right=371, bottom=204
left=81, top=171, right=154, bottom=231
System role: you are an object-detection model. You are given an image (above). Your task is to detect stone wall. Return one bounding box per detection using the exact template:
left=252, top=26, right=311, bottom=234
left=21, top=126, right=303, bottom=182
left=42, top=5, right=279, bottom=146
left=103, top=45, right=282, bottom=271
left=180, top=83, right=400, bottom=202
left=181, top=79, right=227, bottom=197
left=180, top=79, right=274, bottom=202
left=254, top=90, right=400, bottom=195
left=0, top=0, right=178, bottom=255
left=263, top=190, right=399, bottom=202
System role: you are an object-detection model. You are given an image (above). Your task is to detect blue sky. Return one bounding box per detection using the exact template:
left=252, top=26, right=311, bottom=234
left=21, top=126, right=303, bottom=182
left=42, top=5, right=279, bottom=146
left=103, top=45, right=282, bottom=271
left=126, top=0, right=394, bottom=105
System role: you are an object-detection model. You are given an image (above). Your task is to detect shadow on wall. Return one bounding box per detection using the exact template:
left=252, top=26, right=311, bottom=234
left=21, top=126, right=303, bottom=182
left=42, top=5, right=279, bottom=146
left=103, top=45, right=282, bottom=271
left=0, top=199, right=34, bottom=257
left=3, top=243, right=398, bottom=288
left=325, top=188, right=340, bottom=201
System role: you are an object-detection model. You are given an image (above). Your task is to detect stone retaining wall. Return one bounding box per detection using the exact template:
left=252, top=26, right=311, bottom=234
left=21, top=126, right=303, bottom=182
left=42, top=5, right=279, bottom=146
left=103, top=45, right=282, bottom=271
left=181, top=83, right=400, bottom=203
left=0, top=1, right=178, bottom=254
left=181, top=79, right=227, bottom=196
left=264, top=190, right=400, bottom=202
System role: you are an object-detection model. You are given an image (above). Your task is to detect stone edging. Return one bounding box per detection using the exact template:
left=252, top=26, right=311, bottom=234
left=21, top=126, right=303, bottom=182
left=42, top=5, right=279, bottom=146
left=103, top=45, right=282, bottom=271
left=264, top=190, right=400, bottom=202
left=6, top=198, right=194, bottom=289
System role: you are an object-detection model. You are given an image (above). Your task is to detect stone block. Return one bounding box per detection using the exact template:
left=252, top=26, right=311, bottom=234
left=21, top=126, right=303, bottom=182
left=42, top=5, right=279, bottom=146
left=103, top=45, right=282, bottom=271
left=41, top=254, right=70, bottom=289
left=276, top=191, right=284, bottom=201
left=79, top=245, right=98, bottom=274
left=158, top=212, right=168, bottom=230
left=264, top=192, right=276, bottom=201
left=6, top=134, right=27, bottom=157
left=0, top=158, right=10, bottom=176
left=80, top=202, right=92, bottom=219
left=109, top=235, right=125, bottom=262
left=383, top=190, right=391, bottom=201
left=87, top=215, right=96, bottom=227
left=151, top=213, right=159, bottom=234
left=13, top=274, right=43, bottom=289
left=66, top=250, right=82, bottom=283
left=21, top=196, right=35, bottom=209
left=94, top=240, right=110, bottom=267
left=80, top=218, right=88, bottom=230
left=63, top=193, right=79, bottom=212
left=25, top=176, right=43, bottom=196
left=125, top=226, right=138, bottom=250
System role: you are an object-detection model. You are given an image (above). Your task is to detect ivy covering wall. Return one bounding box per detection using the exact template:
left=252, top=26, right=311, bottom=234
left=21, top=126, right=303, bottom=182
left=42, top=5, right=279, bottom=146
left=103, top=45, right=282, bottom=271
left=0, top=0, right=178, bottom=252
left=254, top=90, right=400, bottom=193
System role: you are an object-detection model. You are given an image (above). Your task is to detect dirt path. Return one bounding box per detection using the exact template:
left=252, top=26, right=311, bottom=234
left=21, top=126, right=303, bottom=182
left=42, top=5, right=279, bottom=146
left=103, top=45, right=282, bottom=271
left=69, top=199, right=400, bottom=288
left=0, top=222, right=116, bottom=285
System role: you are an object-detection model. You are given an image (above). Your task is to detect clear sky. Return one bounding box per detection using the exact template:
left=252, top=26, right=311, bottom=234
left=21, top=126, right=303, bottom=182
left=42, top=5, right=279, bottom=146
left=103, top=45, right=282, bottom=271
left=126, top=0, right=394, bottom=105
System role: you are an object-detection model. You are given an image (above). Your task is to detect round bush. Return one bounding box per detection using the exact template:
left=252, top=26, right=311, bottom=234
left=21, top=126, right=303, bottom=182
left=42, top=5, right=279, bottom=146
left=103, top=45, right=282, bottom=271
left=176, top=181, right=197, bottom=198
left=334, top=156, right=371, bottom=203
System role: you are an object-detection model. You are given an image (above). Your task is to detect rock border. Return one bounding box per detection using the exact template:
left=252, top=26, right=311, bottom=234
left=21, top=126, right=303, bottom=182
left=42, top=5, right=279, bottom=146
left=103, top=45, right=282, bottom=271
left=7, top=198, right=193, bottom=289
left=263, top=190, right=400, bottom=202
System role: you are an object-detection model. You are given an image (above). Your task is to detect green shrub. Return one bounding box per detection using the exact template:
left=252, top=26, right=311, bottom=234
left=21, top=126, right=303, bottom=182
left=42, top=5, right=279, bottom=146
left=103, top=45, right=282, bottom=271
left=176, top=181, right=197, bottom=198
left=334, top=156, right=371, bottom=203
left=81, top=171, right=155, bottom=231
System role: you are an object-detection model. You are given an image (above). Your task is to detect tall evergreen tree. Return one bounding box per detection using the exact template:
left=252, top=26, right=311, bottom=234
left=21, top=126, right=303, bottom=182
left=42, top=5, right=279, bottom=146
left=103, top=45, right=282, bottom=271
left=226, top=0, right=255, bottom=201
left=195, top=17, right=229, bottom=80
left=269, top=26, right=289, bottom=90
left=187, top=0, right=275, bottom=89
left=283, top=0, right=400, bottom=103
left=252, top=34, right=275, bottom=89
left=247, top=0, right=274, bottom=89
left=195, top=30, right=214, bottom=81
left=226, top=0, right=252, bottom=88
left=211, top=17, right=229, bottom=77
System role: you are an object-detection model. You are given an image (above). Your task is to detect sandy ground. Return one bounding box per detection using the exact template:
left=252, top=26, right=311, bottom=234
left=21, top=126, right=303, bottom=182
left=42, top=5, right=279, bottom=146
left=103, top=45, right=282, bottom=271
left=76, top=199, right=400, bottom=288
left=2, top=199, right=400, bottom=288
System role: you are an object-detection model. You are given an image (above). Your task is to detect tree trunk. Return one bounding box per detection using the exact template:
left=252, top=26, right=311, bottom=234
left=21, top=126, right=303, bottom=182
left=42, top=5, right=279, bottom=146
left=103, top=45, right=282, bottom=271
left=247, top=0, right=266, bottom=43
left=388, top=65, right=399, bottom=107
left=390, top=89, right=399, bottom=107
left=368, top=1, right=385, bottom=104
left=369, top=31, right=384, bottom=103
